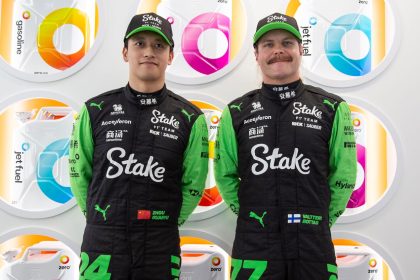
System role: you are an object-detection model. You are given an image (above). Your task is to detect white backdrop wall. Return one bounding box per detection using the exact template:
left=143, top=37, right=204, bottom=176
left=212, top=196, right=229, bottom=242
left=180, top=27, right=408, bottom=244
left=0, top=0, right=418, bottom=279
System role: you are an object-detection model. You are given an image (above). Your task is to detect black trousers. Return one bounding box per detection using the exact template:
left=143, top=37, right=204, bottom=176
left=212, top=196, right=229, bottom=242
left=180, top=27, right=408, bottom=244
left=230, top=258, right=339, bottom=280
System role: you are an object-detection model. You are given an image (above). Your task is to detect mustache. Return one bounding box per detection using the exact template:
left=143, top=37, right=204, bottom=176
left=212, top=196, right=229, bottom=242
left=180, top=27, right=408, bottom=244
left=268, top=56, right=292, bottom=64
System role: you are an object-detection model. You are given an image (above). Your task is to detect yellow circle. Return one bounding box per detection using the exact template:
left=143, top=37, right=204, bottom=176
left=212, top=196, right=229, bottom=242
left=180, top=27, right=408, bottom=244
left=352, top=118, right=361, bottom=127
left=38, top=8, right=90, bottom=70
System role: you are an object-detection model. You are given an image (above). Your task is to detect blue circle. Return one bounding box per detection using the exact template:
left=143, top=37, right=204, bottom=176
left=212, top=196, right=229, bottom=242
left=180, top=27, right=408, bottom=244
left=325, top=14, right=371, bottom=76
left=21, top=142, right=30, bottom=151
left=309, top=17, right=317, bottom=26
left=36, top=138, right=73, bottom=204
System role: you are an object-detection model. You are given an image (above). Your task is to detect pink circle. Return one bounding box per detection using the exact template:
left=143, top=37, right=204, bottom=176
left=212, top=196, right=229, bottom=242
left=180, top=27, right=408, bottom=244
left=347, top=144, right=366, bottom=208
left=167, top=17, right=174, bottom=24
left=182, top=13, right=230, bottom=75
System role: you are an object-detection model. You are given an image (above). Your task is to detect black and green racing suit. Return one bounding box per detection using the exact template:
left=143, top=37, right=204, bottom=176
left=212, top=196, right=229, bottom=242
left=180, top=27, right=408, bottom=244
left=69, top=85, right=208, bottom=280
left=214, top=80, right=357, bottom=280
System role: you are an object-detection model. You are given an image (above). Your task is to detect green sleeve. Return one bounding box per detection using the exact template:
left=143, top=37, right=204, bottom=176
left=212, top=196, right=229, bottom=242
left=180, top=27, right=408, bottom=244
left=69, top=104, right=94, bottom=216
left=214, top=107, right=240, bottom=215
left=328, top=102, right=357, bottom=227
left=178, top=114, right=209, bottom=225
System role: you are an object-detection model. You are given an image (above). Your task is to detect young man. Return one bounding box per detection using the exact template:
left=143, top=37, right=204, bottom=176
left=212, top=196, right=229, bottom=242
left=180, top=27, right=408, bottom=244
left=215, top=13, right=357, bottom=280
left=69, top=13, right=208, bottom=280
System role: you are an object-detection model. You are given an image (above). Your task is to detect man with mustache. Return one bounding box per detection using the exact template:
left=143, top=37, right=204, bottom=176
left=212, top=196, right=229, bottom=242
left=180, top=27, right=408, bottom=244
left=69, top=13, right=208, bottom=279
left=215, top=13, right=357, bottom=279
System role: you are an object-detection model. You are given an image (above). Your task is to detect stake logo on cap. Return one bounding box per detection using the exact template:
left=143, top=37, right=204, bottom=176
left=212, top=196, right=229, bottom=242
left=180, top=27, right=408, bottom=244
left=253, top=12, right=302, bottom=45
left=124, top=13, right=174, bottom=47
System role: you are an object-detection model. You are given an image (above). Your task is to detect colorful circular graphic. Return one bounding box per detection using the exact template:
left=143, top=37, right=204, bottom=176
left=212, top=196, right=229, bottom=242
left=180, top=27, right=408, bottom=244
left=0, top=228, right=79, bottom=280
left=332, top=232, right=402, bottom=280
left=137, top=0, right=253, bottom=85
left=0, top=0, right=104, bottom=82
left=38, top=7, right=90, bottom=70
left=22, top=10, right=30, bottom=20
left=338, top=97, right=400, bottom=223
left=0, top=91, right=79, bottom=218
left=369, top=258, right=378, bottom=268
left=181, top=94, right=227, bottom=221
left=60, top=255, right=70, bottom=264
left=279, top=0, right=400, bottom=87
left=182, top=12, right=230, bottom=75
left=180, top=232, right=231, bottom=279
left=212, top=256, right=221, bottom=266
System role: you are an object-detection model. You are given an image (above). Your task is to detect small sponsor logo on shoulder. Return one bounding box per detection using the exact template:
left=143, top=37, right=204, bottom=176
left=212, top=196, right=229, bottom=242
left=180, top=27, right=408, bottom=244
left=181, top=109, right=194, bottom=122
left=323, top=99, right=337, bottom=111
left=110, top=104, right=125, bottom=115
left=90, top=101, right=104, bottom=110
left=251, top=101, right=264, bottom=113
left=230, top=103, right=242, bottom=112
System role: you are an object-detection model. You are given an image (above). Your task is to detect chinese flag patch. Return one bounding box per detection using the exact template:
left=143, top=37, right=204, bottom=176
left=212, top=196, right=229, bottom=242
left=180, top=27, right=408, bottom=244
left=137, top=210, right=151, bottom=220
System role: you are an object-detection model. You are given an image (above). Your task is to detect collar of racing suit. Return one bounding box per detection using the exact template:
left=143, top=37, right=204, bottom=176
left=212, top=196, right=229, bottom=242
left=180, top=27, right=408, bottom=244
left=124, top=83, right=168, bottom=106
left=261, top=79, right=304, bottom=102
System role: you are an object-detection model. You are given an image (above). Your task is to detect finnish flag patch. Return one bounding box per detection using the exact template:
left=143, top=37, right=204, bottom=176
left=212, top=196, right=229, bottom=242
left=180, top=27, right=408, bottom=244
left=288, top=213, right=301, bottom=224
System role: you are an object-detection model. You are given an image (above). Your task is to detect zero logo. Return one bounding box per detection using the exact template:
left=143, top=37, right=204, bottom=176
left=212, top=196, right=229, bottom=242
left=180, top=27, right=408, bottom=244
left=182, top=13, right=230, bottom=75
left=60, top=255, right=70, bottom=264
left=212, top=256, right=221, bottom=266
left=325, top=14, right=371, bottom=76
left=210, top=115, right=220, bottom=124
left=369, top=258, right=377, bottom=268
left=22, top=11, right=31, bottom=20
left=38, top=8, right=90, bottom=70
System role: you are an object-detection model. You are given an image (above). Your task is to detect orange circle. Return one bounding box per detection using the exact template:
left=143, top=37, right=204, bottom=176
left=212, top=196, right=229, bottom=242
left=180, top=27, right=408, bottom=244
left=369, top=258, right=377, bottom=268
left=38, top=8, right=90, bottom=70
left=353, top=118, right=361, bottom=127
left=210, top=115, right=219, bottom=124
left=60, top=255, right=70, bottom=264
left=212, top=257, right=221, bottom=266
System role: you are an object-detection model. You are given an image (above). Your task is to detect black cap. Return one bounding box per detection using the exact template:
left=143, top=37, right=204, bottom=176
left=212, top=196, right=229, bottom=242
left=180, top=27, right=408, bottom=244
left=254, top=13, right=301, bottom=45
left=124, top=13, right=174, bottom=47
